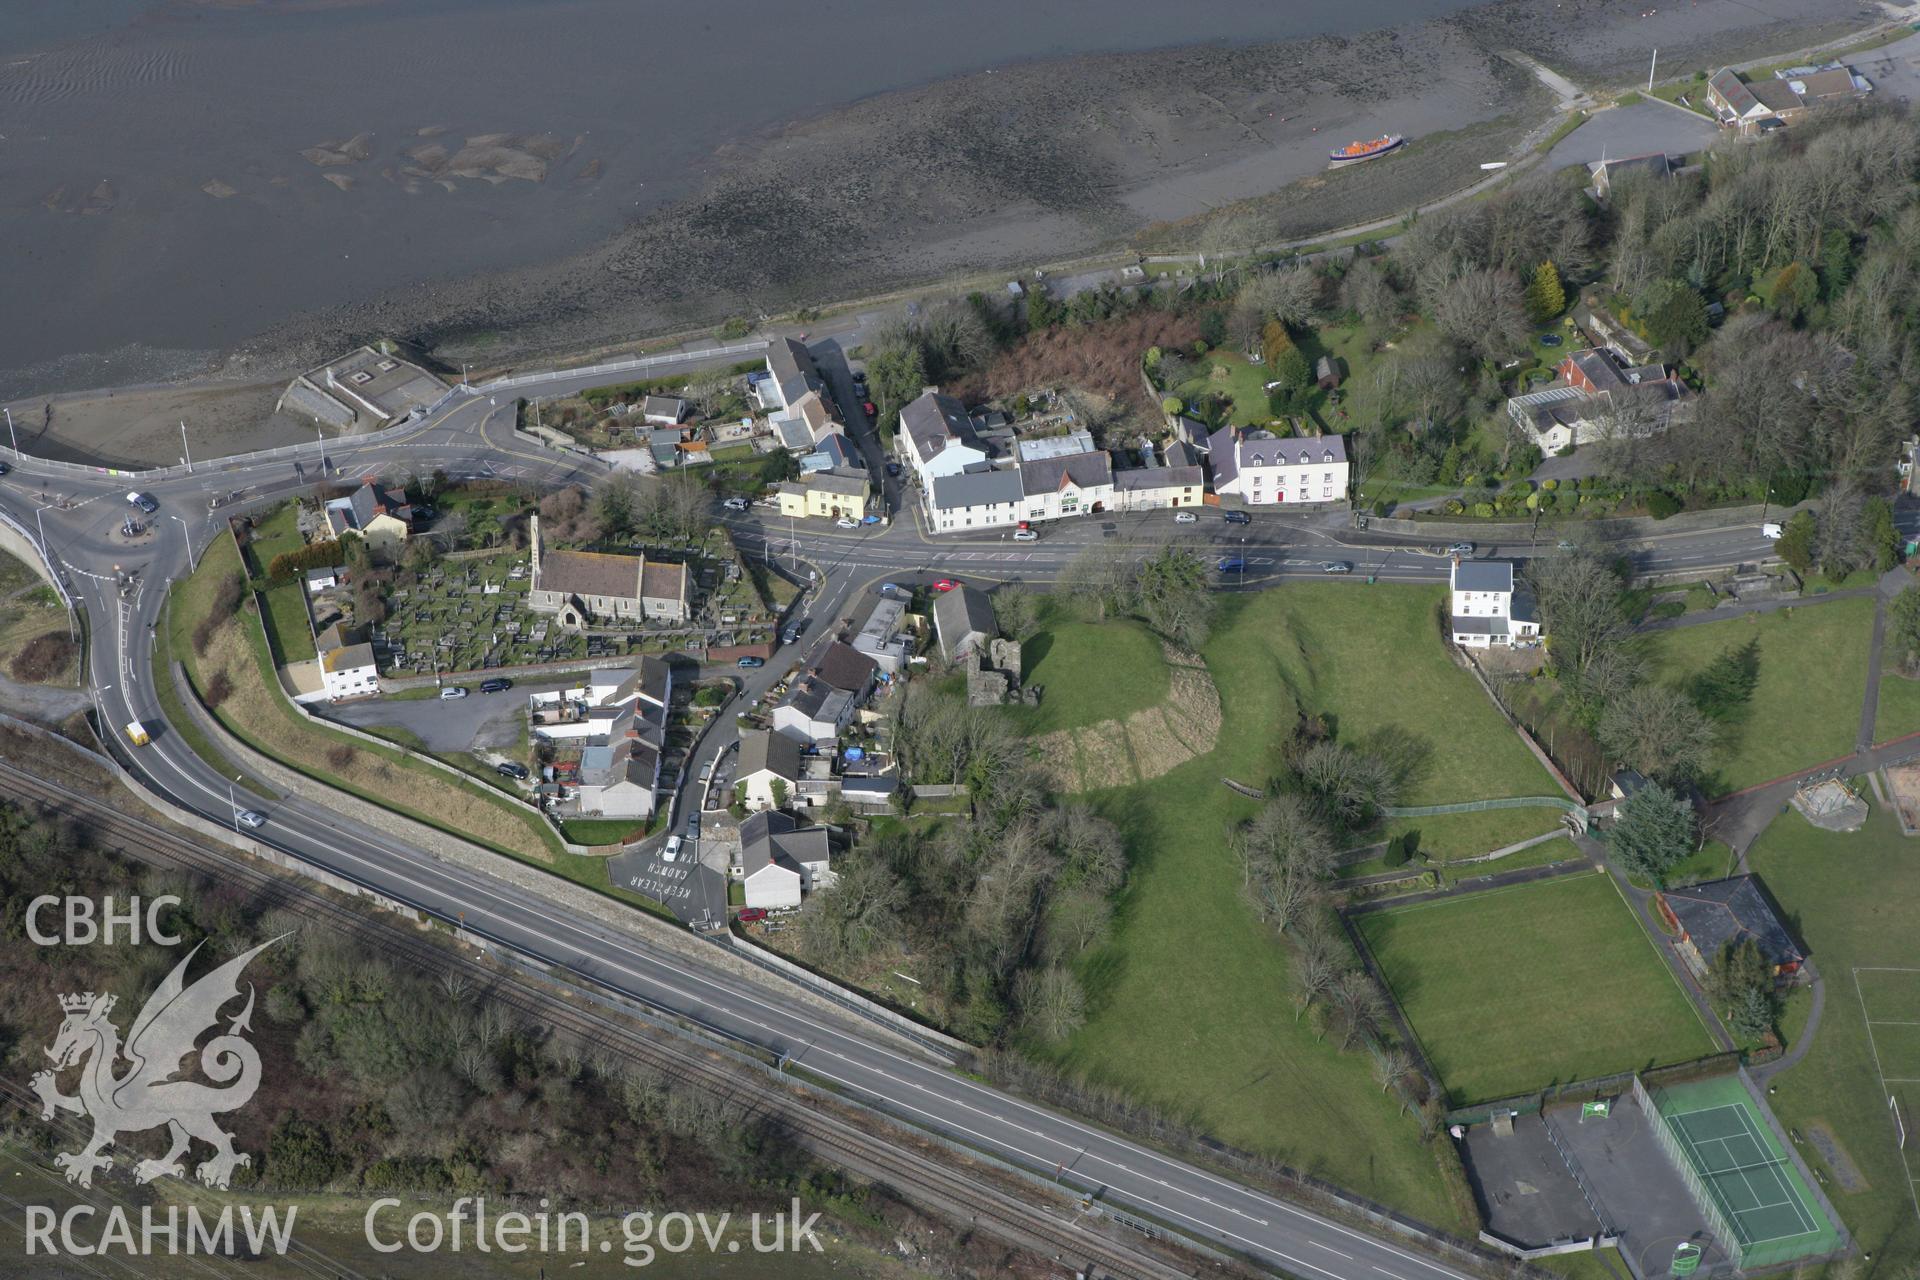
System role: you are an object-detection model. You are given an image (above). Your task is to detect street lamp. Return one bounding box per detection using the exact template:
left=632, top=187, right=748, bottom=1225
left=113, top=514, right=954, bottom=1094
left=228, top=776, right=242, bottom=835
left=5, top=406, right=15, bottom=456
left=170, top=515, right=195, bottom=574
left=180, top=420, right=193, bottom=473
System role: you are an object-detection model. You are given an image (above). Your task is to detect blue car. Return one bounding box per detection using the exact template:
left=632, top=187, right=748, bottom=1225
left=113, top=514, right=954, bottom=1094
left=1218, top=556, right=1246, bottom=573
left=737, top=656, right=765, bottom=669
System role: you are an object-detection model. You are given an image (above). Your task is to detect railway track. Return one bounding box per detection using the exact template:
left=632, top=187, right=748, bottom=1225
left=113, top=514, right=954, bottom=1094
left=0, top=757, right=1212, bottom=1280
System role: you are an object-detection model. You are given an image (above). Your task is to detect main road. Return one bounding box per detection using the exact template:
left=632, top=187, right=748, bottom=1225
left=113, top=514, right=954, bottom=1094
left=0, top=359, right=1838, bottom=1280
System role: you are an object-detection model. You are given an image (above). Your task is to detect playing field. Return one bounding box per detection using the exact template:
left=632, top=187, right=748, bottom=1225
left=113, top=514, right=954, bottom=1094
left=1856, top=966, right=1920, bottom=1222
left=1358, top=871, right=1719, bottom=1105
left=1641, top=1073, right=1844, bottom=1267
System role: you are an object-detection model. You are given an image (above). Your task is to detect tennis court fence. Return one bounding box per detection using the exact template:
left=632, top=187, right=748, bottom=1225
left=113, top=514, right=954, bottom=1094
left=1735, top=1066, right=1852, bottom=1267
left=1633, top=1074, right=1745, bottom=1264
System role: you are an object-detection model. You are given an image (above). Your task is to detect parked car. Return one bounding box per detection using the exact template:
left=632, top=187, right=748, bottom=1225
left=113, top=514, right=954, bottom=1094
left=1174, top=510, right=1198, bottom=523
left=835, top=517, right=858, bottom=529
left=738, top=908, right=769, bottom=924
left=1445, top=542, right=1475, bottom=557
left=439, top=686, right=468, bottom=700
left=1556, top=539, right=1578, bottom=553
left=1762, top=522, right=1784, bottom=540
left=861, top=514, right=881, bottom=525
left=235, top=810, right=267, bottom=830
left=885, top=462, right=902, bottom=477
left=662, top=836, right=682, bottom=863
left=0, top=461, right=11, bottom=477
left=480, top=677, right=512, bottom=694
left=862, top=400, right=877, bottom=416
left=1222, top=510, right=1251, bottom=525
left=781, top=629, right=799, bottom=646
left=723, top=496, right=750, bottom=511
left=495, top=761, right=530, bottom=781
left=126, top=491, right=158, bottom=514
left=1321, top=561, right=1354, bottom=575
left=1217, top=556, right=1246, bottom=572
left=851, top=369, right=868, bottom=386
left=933, top=579, right=957, bottom=592
left=1012, top=528, right=1039, bottom=542
left=737, top=655, right=765, bottom=668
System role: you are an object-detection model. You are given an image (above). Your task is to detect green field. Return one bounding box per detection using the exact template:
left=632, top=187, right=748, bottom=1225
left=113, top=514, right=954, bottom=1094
left=1746, top=802, right=1920, bottom=1260
left=1875, top=661, right=1920, bottom=746
left=1051, top=584, right=1555, bottom=1228
left=1171, top=350, right=1276, bottom=427
left=1359, top=871, right=1719, bottom=1105
left=1376, top=806, right=1570, bottom=861
left=1640, top=599, right=1874, bottom=796
left=1002, top=616, right=1169, bottom=735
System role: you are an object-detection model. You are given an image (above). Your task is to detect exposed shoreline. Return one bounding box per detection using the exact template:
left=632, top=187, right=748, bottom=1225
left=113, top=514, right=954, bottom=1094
left=7, top=0, right=1890, bottom=467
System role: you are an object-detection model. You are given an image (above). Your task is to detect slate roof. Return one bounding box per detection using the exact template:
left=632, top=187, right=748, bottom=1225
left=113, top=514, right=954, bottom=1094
left=930, top=468, right=1023, bottom=512
left=348, top=481, right=411, bottom=530
left=322, top=642, right=376, bottom=673
left=1449, top=616, right=1511, bottom=636
left=1019, top=450, right=1113, bottom=494
left=809, top=468, right=868, bottom=498
left=642, top=395, right=688, bottom=422
left=932, top=585, right=997, bottom=658
left=767, top=338, right=819, bottom=409
left=540, top=549, right=641, bottom=600
left=900, top=391, right=981, bottom=463
left=640, top=560, right=686, bottom=606
left=1662, top=876, right=1804, bottom=969
left=811, top=641, right=878, bottom=695
left=738, top=728, right=801, bottom=783
left=740, top=809, right=831, bottom=878
left=1452, top=560, right=1514, bottom=594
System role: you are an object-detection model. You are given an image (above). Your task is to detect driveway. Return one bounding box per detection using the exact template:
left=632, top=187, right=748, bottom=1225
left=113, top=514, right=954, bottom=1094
left=608, top=841, right=726, bottom=929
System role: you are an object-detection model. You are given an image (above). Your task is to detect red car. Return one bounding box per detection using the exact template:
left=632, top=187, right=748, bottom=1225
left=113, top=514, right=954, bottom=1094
left=862, top=400, right=876, bottom=416
left=933, top=579, right=957, bottom=592
left=737, top=908, right=769, bottom=924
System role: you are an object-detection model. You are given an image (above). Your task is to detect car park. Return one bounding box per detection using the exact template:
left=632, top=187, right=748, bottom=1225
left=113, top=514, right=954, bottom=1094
left=439, top=686, right=468, bottom=700
left=1321, top=561, right=1354, bottom=575
left=1222, top=510, right=1251, bottom=525
left=737, top=655, right=765, bottom=668
left=495, top=761, right=530, bottom=781
left=480, top=677, right=512, bottom=693
left=236, top=810, right=267, bottom=830
left=1174, top=510, right=1198, bottom=523
left=1013, top=528, right=1038, bottom=542
left=127, top=491, right=158, bottom=514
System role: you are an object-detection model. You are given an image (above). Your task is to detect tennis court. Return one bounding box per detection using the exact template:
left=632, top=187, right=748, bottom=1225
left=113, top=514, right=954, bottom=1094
left=1638, top=1074, right=1846, bottom=1267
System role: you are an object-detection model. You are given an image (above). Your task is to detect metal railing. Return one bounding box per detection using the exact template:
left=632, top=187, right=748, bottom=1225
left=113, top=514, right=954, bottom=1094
left=1542, top=1111, right=1617, bottom=1235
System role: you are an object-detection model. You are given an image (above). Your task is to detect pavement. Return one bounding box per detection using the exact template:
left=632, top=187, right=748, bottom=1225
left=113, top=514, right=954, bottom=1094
left=4, top=340, right=1912, bottom=1280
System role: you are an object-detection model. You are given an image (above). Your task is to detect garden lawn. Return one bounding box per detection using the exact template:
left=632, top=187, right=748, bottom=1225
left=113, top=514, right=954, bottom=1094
left=1358, top=871, right=1718, bottom=1105
left=1002, top=618, right=1168, bottom=736
left=1745, top=803, right=1920, bottom=1260
left=1051, top=585, right=1551, bottom=1230
left=1638, top=598, right=1874, bottom=796
left=1171, top=351, right=1275, bottom=427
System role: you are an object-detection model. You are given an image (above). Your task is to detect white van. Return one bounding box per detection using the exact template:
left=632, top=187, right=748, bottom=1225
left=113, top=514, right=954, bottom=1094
left=1762, top=522, right=1784, bottom=540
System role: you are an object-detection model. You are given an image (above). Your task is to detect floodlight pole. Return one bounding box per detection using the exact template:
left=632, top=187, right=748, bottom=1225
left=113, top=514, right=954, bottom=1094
left=1648, top=49, right=1658, bottom=93
left=180, top=420, right=192, bottom=473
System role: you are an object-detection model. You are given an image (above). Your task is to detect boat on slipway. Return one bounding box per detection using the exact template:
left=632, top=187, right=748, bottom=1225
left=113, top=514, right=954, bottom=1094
left=1327, top=135, right=1404, bottom=168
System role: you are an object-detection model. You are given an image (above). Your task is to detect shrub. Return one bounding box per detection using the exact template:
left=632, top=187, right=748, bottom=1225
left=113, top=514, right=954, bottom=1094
left=203, top=670, right=234, bottom=709
left=325, top=744, right=356, bottom=772
left=1372, top=498, right=1395, bottom=517
left=1161, top=396, right=1182, bottom=416
left=1473, top=502, right=1495, bottom=518
left=1645, top=491, right=1682, bottom=519
left=1443, top=498, right=1465, bottom=516
left=267, top=539, right=346, bottom=584
left=1540, top=478, right=1558, bottom=492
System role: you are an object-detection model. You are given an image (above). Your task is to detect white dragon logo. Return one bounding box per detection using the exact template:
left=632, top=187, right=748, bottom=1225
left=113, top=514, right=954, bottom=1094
left=28, top=937, right=281, bottom=1190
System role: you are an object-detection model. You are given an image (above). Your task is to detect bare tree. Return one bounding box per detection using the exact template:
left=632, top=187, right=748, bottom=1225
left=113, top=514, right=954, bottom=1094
left=1290, top=922, right=1344, bottom=1021
left=992, top=583, right=1042, bottom=642
left=1330, top=970, right=1387, bottom=1052
left=1433, top=268, right=1529, bottom=363
left=1236, top=793, right=1338, bottom=935
left=684, top=368, right=733, bottom=419
left=1597, top=684, right=1718, bottom=784
left=1338, top=255, right=1401, bottom=334
left=1229, top=267, right=1322, bottom=351
left=1013, top=966, right=1087, bottom=1044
